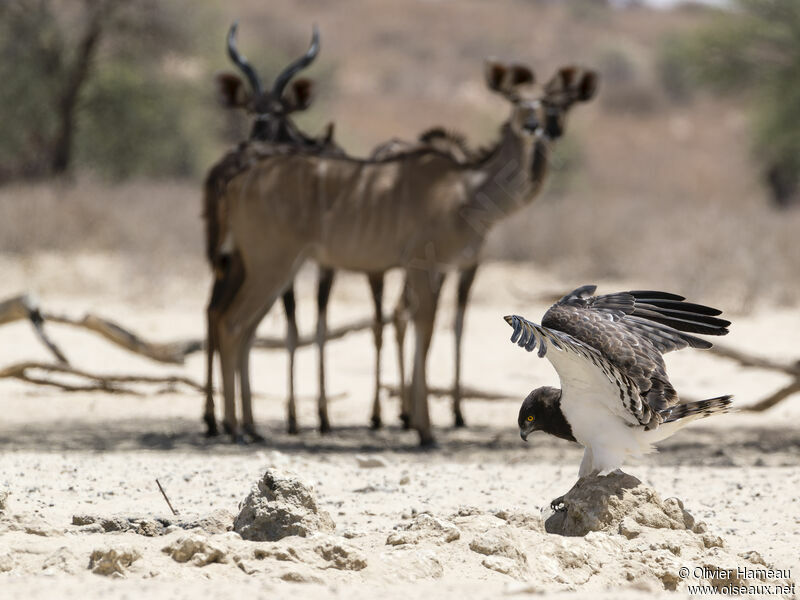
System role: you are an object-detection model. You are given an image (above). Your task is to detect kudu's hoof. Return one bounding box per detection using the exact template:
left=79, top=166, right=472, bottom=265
left=318, top=420, right=331, bottom=435
left=287, top=419, right=299, bottom=435
left=417, top=434, right=438, bottom=449
left=453, top=414, right=467, bottom=428
left=399, top=414, right=411, bottom=430
left=231, top=432, right=247, bottom=445
left=243, top=426, right=265, bottom=444
left=370, top=415, right=383, bottom=430
left=222, top=421, right=235, bottom=436
left=204, top=415, right=219, bottom=437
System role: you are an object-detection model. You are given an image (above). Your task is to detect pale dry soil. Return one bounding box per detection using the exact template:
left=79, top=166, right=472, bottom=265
left=0, top=256, right=798, bottom=599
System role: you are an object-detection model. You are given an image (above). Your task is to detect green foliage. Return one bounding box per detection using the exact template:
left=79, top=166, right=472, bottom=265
left=75, top=62, right=210, bottom=179
left=0, top=3, right=64, bottom=177
left=664, top=0, right=800, bottom=197
left=0, top=0, right=219, bottom=181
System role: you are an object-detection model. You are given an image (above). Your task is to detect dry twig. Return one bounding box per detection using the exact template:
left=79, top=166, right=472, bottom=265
left=0, top=361, right=203, bottom=395
left=156, top=479, right=179, bottom=516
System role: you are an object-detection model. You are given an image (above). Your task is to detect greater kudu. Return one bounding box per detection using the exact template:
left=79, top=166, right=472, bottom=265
left=207, top=61, right=597, bottom=445
left=204, top=23, right=339, bottom=440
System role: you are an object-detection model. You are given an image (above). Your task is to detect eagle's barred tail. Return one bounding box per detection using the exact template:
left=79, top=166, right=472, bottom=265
left=660, top=395, right=733, bottom=423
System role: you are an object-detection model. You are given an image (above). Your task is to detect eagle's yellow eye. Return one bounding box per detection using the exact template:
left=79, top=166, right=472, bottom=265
left=527, top=415, right=534, bottom=422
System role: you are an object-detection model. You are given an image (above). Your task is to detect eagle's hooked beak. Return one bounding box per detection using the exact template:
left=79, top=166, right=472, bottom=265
left=520, top=429, right=529, bottom=442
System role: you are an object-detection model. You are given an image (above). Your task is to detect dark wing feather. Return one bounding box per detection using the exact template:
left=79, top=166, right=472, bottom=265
left=542, top=285, right=730, bottom=420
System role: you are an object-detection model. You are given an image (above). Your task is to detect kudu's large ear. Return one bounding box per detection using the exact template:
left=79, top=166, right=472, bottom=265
left=485, top=61, right=535, bottom=96
left=283, top=78, right=314, bottom=111
left=216, top=72, right=251, bottom=108
left=546, top=67, right=599, bottom=104
left=508, top=63, right=535, bottom=87
left=577, top=70, right=599, bottom=102
left=485, top=61, right=509, bottom=93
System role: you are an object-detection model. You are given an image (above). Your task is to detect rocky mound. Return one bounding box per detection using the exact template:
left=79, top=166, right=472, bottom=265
left=233, top=468, right=335, bottom=541
left=544, top=472, right=700, bottom=537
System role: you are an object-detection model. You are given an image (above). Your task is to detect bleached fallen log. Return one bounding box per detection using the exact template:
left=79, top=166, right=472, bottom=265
left=382, top=383, right=512, bottom=402
left=253, top=316, right=388, bottom=349
left=0, top=294, right=68, bottom=364
left=707, top=343, right=800, bottom=376
left=0, top=361, right=204, bottom=395
left=41, top=311, right=199, bottom=364
left=1, top=293, right=382, bottom=365
left=707, top=343, right=800, bottom=412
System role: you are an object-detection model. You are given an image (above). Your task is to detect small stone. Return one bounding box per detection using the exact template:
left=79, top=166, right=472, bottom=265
left=89, top=547, right=141, bottom=577
left=162, top=534, right=227, bottom=566
left=42, top=547, right=78, bottom=574
left=184, top=509, right=234, bottom=534
left=618, top=517, right=642, bottom=540
left=280, top=569, right=323, bottom=584
left=135, top=519, right=164, bottom=537
left=355, top=455, right=388, bottom=468
left=99, top=517, right=130, bottom=533
left=469, top=527, right=527, bottom=566
left=481, top=555, right=517, bottom=575
left=386, top=513, right=460, bottom=545
left=0, top=553, right=13, bottom=573
left=399, top=475, right=411, bottom=485
left=313, top=538, right=367, bottom=570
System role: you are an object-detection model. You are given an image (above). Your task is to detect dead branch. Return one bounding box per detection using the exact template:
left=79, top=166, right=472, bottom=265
left=253, top=316, right=389, bottom=349
left=742, top=381, right=800, bottom=413
left=156, top=479, right=180, bottom=516
left=0, top=361, right=204, bottom=395
left=42, top=312, right=198, bottom=364
left=382, top=383, right=512, bottom=401
left=707, top=343, right=800, bottom=411
left=2, top=292, right=384, bottom=365
left=707, top=343, right=800, bottom=376
left=0, top=294, right=69, bottom=364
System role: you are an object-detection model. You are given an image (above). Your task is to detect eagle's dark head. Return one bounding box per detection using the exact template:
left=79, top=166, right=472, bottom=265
left=518, top=386, right=575, bottom=442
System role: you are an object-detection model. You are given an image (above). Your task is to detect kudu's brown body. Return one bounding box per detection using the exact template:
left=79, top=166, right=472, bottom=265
left=207, top=61, right=597, bottom=444
left=204, top=23, right=340, bottom=441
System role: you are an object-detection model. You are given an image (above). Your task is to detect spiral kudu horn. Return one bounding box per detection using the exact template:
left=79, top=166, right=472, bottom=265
left=271, top=25, right=320, bottom=97
left=226, top=21, right=263, bottom=95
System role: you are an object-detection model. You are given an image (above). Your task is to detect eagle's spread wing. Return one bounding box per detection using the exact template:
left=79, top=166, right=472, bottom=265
left=505, top=315, right=651, bottom=427
left=506, top=285, right=729, bottom=428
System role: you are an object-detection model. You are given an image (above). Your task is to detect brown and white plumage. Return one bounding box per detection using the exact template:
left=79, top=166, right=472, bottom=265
left=508, top=285, right=733, bottom=479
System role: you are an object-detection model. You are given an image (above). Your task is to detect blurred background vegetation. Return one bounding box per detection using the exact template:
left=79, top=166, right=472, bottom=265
left=0, top=0, right=798, bottom=308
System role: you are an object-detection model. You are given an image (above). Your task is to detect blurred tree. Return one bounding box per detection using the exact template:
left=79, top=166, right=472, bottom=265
left=671, top=0, right=800, bottom=208
left=0, top=0, right=213, bottom=181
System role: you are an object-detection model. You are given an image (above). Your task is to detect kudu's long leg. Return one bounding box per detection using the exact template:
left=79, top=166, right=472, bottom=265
left=204, top=253, right=245, bottom=437
left=204, top=297, right=220, bottom=437
left=407, top=269, right=445, bottom=447
left=316, top=267, right=335, bottom=433
left=393, top=279, right=410, bottom=429
left=453, top=264, right=478, bottom=428
left=367, top=272, right=385, bottom=429
left=282, top=286, right=299, bottom=434
left=217, top=253, right=301, bottom=443
left=239, top=319, right=265, bottom=442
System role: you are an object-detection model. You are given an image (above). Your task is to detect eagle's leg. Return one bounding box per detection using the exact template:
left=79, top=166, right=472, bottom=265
left=550, top=495, right=567, bottom=512
left=578, top=447, right=594, bottom=478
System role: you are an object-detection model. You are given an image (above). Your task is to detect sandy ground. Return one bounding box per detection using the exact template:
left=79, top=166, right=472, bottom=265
left=0, top=256, right=798, bottom=598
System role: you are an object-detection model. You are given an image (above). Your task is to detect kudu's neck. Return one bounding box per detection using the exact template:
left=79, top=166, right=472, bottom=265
left=460, top=123, right=549, bottom=233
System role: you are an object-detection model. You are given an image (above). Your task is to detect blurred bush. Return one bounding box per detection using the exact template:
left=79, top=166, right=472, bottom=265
left=662, top=0, right=800, bottom=207
left=0, top=0, right=217, bottom=182
left=596, top=42, right=660, bottom=114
